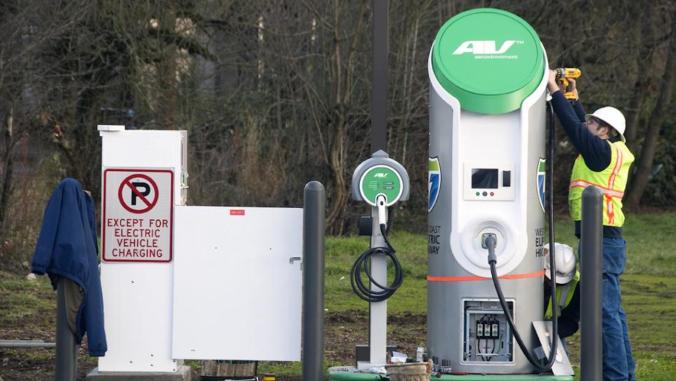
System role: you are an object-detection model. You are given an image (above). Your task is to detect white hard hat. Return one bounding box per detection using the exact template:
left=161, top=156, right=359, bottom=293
left=588, top=106, right=626, bottom=141
left=544, top=242, right=576, bottom=284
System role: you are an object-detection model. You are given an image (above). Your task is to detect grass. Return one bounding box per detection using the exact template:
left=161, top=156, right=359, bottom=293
left=1, top=211, right=674, bottom=380
left=622, top=274, right=676, bottom=377
left=0, top=272, right=56, bottom=331
left=324, top=231, right=428, bottom=315
left=0, top=271, right=99, bottom=380
left=551, top=210, right=676, bottom=275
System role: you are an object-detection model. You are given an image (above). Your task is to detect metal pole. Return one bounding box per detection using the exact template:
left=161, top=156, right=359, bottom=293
left=580, top=186, right=603, bottom=381
left=55, top=279, right=77, bottom=381
left=302, top=181, right=326, bottom=381
left=0, top=340, right=55, bottom=348
left=371, top=0, right=388, bottom=153
left=368, top=206, right=388, bottom=367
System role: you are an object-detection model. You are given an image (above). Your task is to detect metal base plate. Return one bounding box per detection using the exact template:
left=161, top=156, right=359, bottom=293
left=86, top=366, right=192, bottom=381
left=532, top=321, right=574, bottom=376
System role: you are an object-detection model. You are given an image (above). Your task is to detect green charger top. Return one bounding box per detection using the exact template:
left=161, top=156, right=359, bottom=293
left=432, top=8, right=545, bottom=114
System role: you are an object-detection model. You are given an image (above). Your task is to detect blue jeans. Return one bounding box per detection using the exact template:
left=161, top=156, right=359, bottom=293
left=560, top=238, right=636, bottom=380
left=600, top=237, right=635, bottom=381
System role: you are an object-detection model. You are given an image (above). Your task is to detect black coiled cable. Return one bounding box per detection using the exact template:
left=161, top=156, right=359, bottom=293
left=350, top=224, right=403, bottom=302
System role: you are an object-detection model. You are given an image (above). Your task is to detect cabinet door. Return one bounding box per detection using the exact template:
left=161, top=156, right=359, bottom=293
left=172, top=206, right=303, bottom=361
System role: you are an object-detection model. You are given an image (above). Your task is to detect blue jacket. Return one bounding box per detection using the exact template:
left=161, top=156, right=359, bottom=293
left=32, top=178, right=107, bottom=356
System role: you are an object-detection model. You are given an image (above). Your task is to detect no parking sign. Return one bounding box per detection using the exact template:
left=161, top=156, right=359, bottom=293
left=103, top=168, right=174, bottom=262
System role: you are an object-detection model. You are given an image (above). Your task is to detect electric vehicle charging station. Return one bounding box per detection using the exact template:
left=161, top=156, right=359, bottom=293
left=426, top=8, right=571, bottom=378
left=350, top=150, right=409, bottom=370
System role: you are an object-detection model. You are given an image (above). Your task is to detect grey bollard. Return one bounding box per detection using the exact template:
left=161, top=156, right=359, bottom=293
left=55, top=279, right=78, bottom=381
left=580, top=186, right=603, bottom=381
left=302, top=181, right=326, bottom=381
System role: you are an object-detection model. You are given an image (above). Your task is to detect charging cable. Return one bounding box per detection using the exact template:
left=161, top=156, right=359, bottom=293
left=485, top=234, right=557, bottom=371
left=350, top=195, right=404, bottom=302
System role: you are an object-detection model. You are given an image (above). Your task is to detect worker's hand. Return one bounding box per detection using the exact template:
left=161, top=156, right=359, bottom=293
left=567, top=78, right=577, bottom=90
left=547, top=69, right=560, bottom=93
left=567, top=78, right=580, bottom=100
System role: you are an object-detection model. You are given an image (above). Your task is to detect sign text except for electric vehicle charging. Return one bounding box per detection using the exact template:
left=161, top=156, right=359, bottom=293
left=103, top=168, right=174, bottom=262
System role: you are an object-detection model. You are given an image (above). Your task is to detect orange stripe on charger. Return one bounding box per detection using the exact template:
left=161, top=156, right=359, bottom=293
left=427, top=270, right=545, bottom=283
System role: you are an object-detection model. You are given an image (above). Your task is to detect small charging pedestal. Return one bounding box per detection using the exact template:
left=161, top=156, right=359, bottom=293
left=350, top=150, right=409, bottom=370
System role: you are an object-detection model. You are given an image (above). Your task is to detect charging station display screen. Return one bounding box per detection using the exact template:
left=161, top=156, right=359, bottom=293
left=471, top=168, right=499, bottom=189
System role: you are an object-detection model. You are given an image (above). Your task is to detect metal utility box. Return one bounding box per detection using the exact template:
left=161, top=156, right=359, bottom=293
left=97, top=125, right=303, bottom=373
left=98, top=126, right=187, bottom=372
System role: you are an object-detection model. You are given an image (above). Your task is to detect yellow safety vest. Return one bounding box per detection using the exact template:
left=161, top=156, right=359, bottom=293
left=545, top=271, right=580, bottom=319
left=568, top=141, right=634, bottom=226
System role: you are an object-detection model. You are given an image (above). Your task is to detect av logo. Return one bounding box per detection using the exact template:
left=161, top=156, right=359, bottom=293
left=452, top=40, right=522, bottom=55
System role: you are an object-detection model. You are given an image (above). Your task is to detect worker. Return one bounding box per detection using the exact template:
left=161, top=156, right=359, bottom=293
left=543, top=242, right=580, bottom=340
left=547, top=70, right=635, bottom=381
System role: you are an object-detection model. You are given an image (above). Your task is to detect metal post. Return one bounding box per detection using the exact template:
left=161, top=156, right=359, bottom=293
left=368, top=206, right=387, bottom=367
left=580, top=186, right=603, bottom=381
left=55, top=279, right=77, bottom=381
left=371, top=0, right=388, bottom=153
left=302, top=181, right=326, bottom=381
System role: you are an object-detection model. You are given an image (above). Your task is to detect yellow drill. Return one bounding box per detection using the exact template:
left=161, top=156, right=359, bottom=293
left=556, top=68, right=582, bottom=100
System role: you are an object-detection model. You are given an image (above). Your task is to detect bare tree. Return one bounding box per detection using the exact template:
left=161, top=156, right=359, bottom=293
left=1, top=0, right=675, bottom=266
left=625, top=11, right=676, bottom=208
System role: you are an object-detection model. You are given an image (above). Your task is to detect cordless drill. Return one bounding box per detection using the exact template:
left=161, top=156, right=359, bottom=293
left=555, top=68, right=582, bottom=100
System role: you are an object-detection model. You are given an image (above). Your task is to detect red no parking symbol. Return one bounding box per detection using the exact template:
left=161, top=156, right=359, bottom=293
left=118, top=174, right=159, bottom=214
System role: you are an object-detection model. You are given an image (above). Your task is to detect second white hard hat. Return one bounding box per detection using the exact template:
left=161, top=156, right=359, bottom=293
left=589, top=106, right=626, bottom=141
left=544, top=242, right=576, bottom=284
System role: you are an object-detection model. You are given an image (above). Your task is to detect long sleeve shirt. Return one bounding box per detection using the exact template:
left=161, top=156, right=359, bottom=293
left=550, top=91, right=611, bottom=171
left=550, top=91, right=622, bottom=238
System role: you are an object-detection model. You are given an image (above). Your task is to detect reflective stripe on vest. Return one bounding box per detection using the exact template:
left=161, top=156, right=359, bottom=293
left=568, top=141, right=634, bottom=227
left=569, top=180, right=625, bottom=198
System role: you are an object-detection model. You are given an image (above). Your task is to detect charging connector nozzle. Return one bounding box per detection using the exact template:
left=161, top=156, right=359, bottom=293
left=482, top=233, right=497, bottom=264
left=376, top=194, right=388, bottom=227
